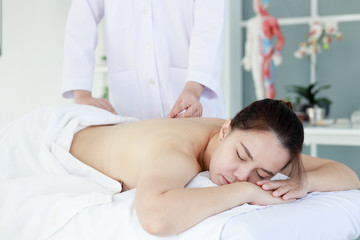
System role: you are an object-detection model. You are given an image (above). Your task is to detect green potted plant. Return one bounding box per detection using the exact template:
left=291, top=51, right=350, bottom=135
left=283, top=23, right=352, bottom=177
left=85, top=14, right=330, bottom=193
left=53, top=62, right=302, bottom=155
left=285, top=83, right=332, bottom=117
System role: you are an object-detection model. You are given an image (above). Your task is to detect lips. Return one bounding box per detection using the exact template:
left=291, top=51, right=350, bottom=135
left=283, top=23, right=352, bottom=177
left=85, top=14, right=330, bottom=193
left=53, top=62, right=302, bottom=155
left=222, top=176, right=231, bottom=185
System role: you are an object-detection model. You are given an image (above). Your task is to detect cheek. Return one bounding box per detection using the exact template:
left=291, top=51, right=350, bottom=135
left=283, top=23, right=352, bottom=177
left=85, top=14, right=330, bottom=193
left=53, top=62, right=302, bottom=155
left=210, top=145, right=225, bottom=164
left=247, top=173, right=260, bottom=184
left=209, top=147, right=234, bottom=173
left=208, top=150, right=221, bottom=176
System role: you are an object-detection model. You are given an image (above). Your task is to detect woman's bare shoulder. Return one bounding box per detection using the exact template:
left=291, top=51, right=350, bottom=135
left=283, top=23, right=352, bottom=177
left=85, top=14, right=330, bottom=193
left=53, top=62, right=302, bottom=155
left=179, top=117, right=226, bottom=127
left=124, top=117, right=223, bottom=162
left=114, top=117, right=225, bottom=133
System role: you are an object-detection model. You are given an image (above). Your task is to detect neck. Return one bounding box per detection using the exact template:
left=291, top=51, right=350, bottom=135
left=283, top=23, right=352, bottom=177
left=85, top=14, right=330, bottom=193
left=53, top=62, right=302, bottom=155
left=201, top=132, right=220, bottom=171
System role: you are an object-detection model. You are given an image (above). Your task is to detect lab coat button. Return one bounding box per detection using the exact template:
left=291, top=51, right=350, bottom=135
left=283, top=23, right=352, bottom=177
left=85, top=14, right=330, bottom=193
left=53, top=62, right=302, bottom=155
left=143, top=8, right=149, bottom=15
left=146, top=44, right=152, bottom=51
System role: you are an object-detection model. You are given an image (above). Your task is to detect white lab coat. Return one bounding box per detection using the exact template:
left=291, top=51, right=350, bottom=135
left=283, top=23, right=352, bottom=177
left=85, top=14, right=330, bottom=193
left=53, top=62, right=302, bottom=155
left=62, top=0, right=226, bottom=119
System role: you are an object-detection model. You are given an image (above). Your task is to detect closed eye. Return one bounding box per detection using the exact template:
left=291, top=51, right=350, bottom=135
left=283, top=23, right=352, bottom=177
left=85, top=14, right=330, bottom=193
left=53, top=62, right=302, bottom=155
left=236, top=151, right=246, bottom=162
left=256, top=171, right=267, bottom=180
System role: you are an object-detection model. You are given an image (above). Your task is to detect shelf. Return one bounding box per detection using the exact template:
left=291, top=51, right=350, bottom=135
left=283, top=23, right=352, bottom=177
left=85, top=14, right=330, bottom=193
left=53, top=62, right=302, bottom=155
left=304, top=123, right=360, bottom=156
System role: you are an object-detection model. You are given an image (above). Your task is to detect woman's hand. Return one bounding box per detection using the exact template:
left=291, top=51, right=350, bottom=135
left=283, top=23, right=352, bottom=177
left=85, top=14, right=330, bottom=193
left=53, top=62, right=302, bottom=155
left=256, top=178, right=310, bottom=201
left=248, top=183, right=296, bottom=205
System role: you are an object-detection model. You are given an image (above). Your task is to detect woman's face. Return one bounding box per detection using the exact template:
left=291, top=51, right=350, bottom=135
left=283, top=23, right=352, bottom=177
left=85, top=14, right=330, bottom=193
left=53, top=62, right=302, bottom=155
left=209, top=128, right=289, bottom=185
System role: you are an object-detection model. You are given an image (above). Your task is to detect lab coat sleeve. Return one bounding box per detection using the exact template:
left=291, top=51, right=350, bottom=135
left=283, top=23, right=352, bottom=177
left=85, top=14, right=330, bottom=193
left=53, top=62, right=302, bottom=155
left=62, top=0, right=104, bottom=98
left=186, top=0, right=225, bottom=99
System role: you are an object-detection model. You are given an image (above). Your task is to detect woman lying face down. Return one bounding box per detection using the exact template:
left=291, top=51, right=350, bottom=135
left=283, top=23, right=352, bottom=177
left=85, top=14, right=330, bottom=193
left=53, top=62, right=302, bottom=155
left=70, top=99, right=360, bottom=236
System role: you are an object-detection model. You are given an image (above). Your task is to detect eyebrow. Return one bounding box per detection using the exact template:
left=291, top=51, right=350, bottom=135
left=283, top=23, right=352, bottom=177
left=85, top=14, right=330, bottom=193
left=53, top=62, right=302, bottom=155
left=240, top=142, right=274, bottom=177
left=240, top=142, right=253, bottom=161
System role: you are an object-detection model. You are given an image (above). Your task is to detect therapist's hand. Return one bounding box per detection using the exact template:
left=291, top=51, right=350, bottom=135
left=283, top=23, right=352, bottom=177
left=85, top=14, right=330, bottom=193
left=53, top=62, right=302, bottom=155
left=73, top=90, right=117, bottom=114
left=166, top=82, right=204, bottom=118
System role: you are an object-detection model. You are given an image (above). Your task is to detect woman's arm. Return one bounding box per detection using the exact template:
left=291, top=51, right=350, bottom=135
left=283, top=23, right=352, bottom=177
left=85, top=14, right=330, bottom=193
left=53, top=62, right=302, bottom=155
left=135, top=152, right=290, bottom=236
left=257, top=154, right=360, bottom=200
left=302, top=154, right=360, bottom=192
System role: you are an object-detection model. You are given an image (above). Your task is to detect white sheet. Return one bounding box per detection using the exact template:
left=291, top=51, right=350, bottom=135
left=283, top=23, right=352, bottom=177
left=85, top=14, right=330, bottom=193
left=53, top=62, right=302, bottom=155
left=48, top=172, right=360, bottom=240
left=0, top=104, right=359, bottom=240
left=0, top=104, right=268, bottom=240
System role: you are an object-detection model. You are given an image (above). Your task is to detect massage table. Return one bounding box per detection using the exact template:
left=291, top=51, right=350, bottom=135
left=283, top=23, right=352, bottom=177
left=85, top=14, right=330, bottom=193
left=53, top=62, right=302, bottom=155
left=0, top=104, right=359, bottom=240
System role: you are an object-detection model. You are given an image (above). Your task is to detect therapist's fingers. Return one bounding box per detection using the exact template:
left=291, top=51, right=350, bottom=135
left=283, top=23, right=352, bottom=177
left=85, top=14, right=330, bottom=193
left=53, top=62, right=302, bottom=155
left=98, top=99, right=118, bottom=114
left=79, top=97, right=117, bottom=115
left=166, top=99, right=184, bottom=118
left=167, top=94, right=203, bottom=118
left=175, top=107, right=198, bottom=118
left=175, top=101, right=203, bottom=118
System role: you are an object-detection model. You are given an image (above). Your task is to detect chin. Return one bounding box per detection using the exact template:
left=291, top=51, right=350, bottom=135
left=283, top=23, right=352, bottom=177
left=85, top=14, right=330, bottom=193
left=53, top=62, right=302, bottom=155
left=208, top=172, right=218, bottom=185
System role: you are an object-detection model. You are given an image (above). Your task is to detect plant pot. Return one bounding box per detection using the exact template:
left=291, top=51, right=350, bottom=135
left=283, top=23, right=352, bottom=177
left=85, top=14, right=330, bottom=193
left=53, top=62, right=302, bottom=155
left=306, top=106, right=326, bottom=125
left=319, top=103, right=330, bottom=117
left=305, top=104, right=330, bottom=117
left=292, top=103, right=330, bottom=122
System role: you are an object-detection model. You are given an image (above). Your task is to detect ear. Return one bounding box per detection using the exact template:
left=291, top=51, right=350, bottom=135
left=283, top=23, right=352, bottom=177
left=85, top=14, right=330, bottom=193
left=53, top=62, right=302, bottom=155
left=219, top=119, right=232, bottom=141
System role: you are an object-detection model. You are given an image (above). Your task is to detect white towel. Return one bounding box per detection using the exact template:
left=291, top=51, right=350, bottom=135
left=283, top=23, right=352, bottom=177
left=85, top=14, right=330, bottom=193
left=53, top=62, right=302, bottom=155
left=0, top=104, right=136, bottom=240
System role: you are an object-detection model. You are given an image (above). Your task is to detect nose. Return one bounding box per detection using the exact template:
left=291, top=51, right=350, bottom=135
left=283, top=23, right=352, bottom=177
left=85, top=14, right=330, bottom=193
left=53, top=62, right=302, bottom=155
left=234, top=166, right=250, bottom=182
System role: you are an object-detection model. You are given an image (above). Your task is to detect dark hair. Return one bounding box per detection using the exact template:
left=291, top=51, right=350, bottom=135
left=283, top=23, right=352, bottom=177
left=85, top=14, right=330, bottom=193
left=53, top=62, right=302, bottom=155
left=231, top=99, right=304, bottom=183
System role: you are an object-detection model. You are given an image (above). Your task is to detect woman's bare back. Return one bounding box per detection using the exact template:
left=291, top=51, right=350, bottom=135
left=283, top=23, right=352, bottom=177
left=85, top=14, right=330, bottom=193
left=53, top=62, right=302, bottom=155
left=70, top=118, right=224, bottom=190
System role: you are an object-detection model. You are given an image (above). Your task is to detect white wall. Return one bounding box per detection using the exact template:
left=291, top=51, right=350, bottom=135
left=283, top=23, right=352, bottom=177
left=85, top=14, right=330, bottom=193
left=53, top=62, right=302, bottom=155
left=0, top=0, right=72, bottom=124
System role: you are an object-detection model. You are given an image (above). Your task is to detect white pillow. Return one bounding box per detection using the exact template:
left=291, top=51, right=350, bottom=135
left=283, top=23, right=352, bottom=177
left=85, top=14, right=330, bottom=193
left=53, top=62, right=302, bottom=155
left=221, top=190, right=360, bottom=240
